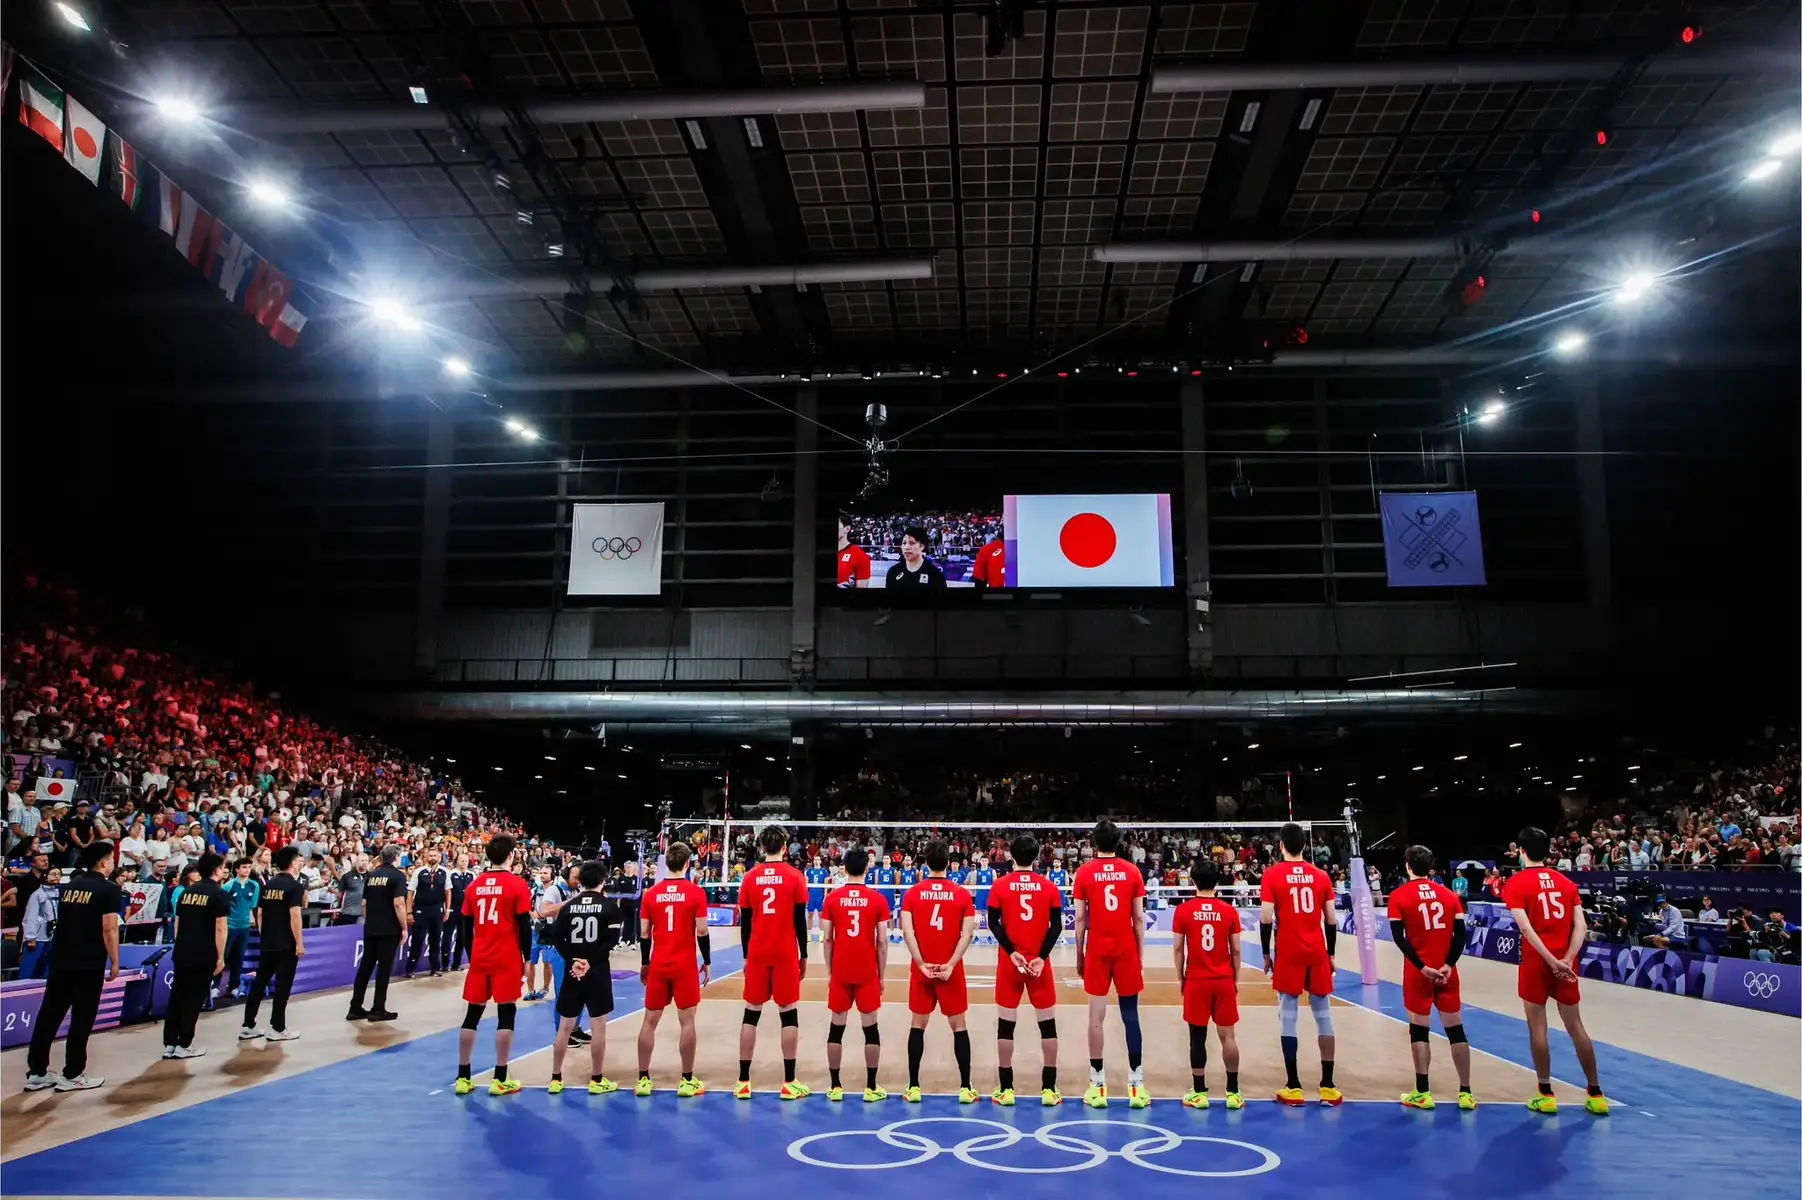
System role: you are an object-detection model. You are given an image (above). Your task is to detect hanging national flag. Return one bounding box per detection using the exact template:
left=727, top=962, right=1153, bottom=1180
left=269, top=302, right=308, bottom=348
left=171, top=195, right=212, bottom=266
left=244, top=259, right=294, bottom=328
left=155, top=171, right=184, bottom=236
left=203, top=221, right=259, bottom=304
left=110, top=133, right=142, bottom=209
left=63, top=94, right=106, bottom=184
left=17, top=61, right=64, bottom=153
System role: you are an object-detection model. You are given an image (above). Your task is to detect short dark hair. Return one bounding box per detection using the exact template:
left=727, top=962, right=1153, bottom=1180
left=924, top=840, right=950, bottom=873
left=1517, top=826, right=1551, bottom=862
left=272, top=846, right=301, bottom=872
left=1091, top=819, right=1121, bottom=854
left=578, top=861, right=604, bottom=889
left=665, top=841, right=692, bottom=873
left=1190, top=858, right=1219, bottom=891
left=1280, top=823, right=1307, bottom=856
left=196, top=852, right=225, bottom=880
left=486, top=834, right=516, bottom=866
left=1405, top=845, right=1435, bottom=878
left=380, top=844, right=403, bottom=865
left=759, top=825, right=789, bottom=857
left=902, top=524, right=927, bottom=545
left=78, top=840, right=115, bottom=871
left=1009, top=834, right=1039, bottom=869
left=844, top=846, right=870, bottom=877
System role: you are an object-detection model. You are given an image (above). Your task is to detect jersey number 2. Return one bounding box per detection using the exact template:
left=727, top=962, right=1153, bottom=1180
left=762, top=887, right=777, bottom=915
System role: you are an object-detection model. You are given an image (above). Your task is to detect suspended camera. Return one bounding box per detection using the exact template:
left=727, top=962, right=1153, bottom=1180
left=859, top=402, right=890, bottom=501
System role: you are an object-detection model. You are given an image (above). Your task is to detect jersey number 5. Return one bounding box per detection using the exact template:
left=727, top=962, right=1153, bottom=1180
left=1019, top=895, right=1034, bottom=923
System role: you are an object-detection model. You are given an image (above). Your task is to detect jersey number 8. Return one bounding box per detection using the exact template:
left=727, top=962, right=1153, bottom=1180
left=1199, top=923, right=1216, bottom=952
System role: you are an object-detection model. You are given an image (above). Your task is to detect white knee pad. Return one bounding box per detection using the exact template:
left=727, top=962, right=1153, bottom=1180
left=1279, top=993, right=1300, bottom=1038
left=1309, top=993, right=1334, bottom=1036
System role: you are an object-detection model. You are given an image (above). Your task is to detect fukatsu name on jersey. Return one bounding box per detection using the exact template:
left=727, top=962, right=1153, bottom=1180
left=836, top=892, right=876, bottom=908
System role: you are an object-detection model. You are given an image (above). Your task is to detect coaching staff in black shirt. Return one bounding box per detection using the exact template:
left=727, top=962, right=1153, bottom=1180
left=885, top=526, right=948, bottom=590
left=241, top=846, right=306, bottom=1042
left=348, top=845, right=410, bottom=1022
left=23, top=840, right=122, bottom=1092
left=164, top=853, right=229, bottom=1059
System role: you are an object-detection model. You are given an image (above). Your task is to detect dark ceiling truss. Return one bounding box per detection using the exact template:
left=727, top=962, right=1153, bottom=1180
left=43, top=0, right=1802, bottom=373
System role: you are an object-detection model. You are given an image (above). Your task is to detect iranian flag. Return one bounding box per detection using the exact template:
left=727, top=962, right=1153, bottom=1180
left=17, top=62, right=64, bottom=153
left=36, top=777, right=77, bottom=805
left=64, top=94, right=106, bottom=184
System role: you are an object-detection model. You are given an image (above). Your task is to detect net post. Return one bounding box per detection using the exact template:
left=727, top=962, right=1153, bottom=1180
left=1343, top=804, right=1380, bottom=986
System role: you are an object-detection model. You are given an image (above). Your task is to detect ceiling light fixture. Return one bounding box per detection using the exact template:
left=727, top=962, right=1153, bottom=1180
left=156, top=96, right=203, bottom=123
left=54, top=3, right=91, bottom=31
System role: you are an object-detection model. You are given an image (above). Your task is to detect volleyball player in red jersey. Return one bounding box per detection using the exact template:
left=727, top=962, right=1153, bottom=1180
left=1388, top=845, right=1476, bottom=1111
left=454, top=835, right=534, bottom=1096
left=1259, top=822, right=1341, bottom=1106
left=635, top=840, right=711, bottom=1098
left=836, top=516, right=871, bottom=588
left=736, top=825, right=811, bottom=1100
left=899, top=841, right=977, bottom=1103
left=820, top=846, right=890, bottom=1102
left=971, top=538, right=1006, bottom=589
left=987, top=833, right=1063, bottom=1106
left=1071, top=819, right=1148, bottom=1108
left=1170, top=858, right=1243, bottom=1110
left=1500, top=826, right=1609, bottom=1115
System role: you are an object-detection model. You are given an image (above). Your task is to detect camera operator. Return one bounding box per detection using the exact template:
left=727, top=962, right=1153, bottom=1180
left=1754, top=909, right=1798, bottom=964
left=1640, top=895, right=1687, bottom=951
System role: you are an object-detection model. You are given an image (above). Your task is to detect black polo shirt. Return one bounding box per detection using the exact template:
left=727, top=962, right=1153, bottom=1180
left=49, top=869, right=123, bottom=973
left=362, top=864, right=409, bottom=936
left=258, top=871, right=304, bottom=955
left=173, top=879, right=230, bottom=968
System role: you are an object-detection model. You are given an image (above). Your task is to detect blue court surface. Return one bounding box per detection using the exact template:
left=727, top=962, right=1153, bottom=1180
left=5, top=943, right=1798, bottom=1200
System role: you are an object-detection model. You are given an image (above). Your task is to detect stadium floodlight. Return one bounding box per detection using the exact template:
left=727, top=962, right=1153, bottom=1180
left=442, top=356, right=472, bottom=378
left=1552, top=330, right=1587, bottom=357
left=1770, top=131, right=1802, bottom=158
left=155, top=96, right=203, bottom=123
left=54, top=3, right=91, bottom=31
left=1476, top=400, right=1505, bottom=426
left=247, top=179, right=289, bottom=209
left=1745, top=157, right=1784, bottom=182
left=1614, top=270, right=1656, bottom=305
left=503, top=417, right=526, bottom=433
left=369, top=297, right=423, bottom=331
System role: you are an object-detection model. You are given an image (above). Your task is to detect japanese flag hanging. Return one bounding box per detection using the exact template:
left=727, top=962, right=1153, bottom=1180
left=568, top=502, right=665, bottom=596
left=1004, top=493, right=1175, bottom=588
left=63, top=94, right=106, bottom=184
left=36, top=777, right=77, bottom=805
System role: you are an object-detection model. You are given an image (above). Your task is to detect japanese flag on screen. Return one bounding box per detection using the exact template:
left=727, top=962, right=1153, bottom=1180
left=1006, top=493, right=1174, bottom=588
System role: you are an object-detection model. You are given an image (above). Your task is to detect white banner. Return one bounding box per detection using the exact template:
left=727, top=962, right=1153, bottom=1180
left=568, top=502, right=666, bottom=596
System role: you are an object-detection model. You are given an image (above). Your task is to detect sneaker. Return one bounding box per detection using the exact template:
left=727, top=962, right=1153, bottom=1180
left=430, top=971, right=444, bottom=978
left=1401, top=1089, right=1435, bottom=1111
left=1128, top=1084, right=1151, bottom=1109
left=958, top=1086, right=979, bottom=1104
left=238, top=1027, right=265, bottom=1041
left=904, top=1085, right=923, bottom=1103
left=54, top=1074, right=103, bottom=1092
left=1527, top=1093, right=1558, bottom=1114
left=1584, top=1094, right=1610, bottom=1116
left=489, top=1078, right=522, bottom=1096
left=367, top=1010, right=399, bottom=1023
left=677, top=1078, right=706, bottom=1099
left=1225, top=1092, right=1244, bottom=1110
left=1083, top=1084, right=1108, bottom=1109
left=161, top=1046, right=178, bottom=1060
left=1276, top=1086, right=1306, bottom=1106
left=863, top=1085, right=887, bottom=1103
left=780, top=1081, right=811, bottom=1101
left=1041, top=1087, right=1064, bottom=1107
left=991, top=1086, right=1016, bottom=1107
left=827, top=1085, right=845, bottom=1102
left=453, top=1078, right=476, bottom=1096
left=23, top=1074, right=62, bottom=1091
left=1319, top=1086, right=1344, bottom=1107
left=733, top=1080, right=752, bottom=1100
left=548, top=1079, right=565, bottom=1095
left=1183, top=1090, right=1210, bottom=1109
left=570, top=1028, right=592, bottom=1045
left=1458, top=1091, right=1478, bottom=1111
left=266, top=1029, right=300, bottom=1043
left=588, top=1078, right=619, bottom=1095
left=346, top=1007, right=369, bottom=1021
left=172, top=1046, right=206, bottom=1059
left=635, top=1077, right=654, bottom=1097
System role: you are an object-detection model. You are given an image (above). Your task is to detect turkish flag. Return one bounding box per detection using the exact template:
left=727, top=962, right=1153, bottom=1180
left=1004, top=493, right=1174, bottom=588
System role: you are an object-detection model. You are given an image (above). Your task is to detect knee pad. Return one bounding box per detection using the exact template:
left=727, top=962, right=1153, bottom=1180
left=1409, top=1023, right=1431, bottom=1045
left=997, top=1018, right=1017, bottom=1042
left=827, top=1022, right=846, bottom=1045
left=1308, top=993, right=1334, bottom=1036
left=862, top=1023, right=880, bottom=1045
left=742, top=1008, right=762, bottom=1027
left=462, top=1003, right=484, bottom=1031
left=1446, top=1025, right=1468, bottom=1045
left=1279, top=993, right=1300, bottom=1038
left=496, top=1003, right=517, bottom=1031
left=1038, top=1018, right=1059, bottom=1042
left=779, top=1008, right=799, bottom=1029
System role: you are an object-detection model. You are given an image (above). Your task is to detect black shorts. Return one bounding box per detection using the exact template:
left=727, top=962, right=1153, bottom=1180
left=556, top=963, right=614, bottom=1020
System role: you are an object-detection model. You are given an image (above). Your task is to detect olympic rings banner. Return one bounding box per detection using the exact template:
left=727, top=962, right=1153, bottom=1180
left=569, top=502, right=665, bottom=596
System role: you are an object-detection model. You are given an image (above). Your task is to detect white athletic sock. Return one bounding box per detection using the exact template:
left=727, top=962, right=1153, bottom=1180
left=1090, top=1066, right=1105, bottom=1087
left=1130, top=1067, right=1144, bottom=1086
